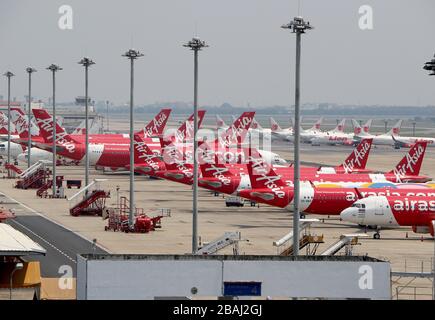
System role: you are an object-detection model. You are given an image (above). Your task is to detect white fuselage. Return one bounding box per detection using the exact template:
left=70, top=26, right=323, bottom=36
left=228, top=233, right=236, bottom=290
left=310, top=132, right=354, bottom=146
left=0, top=141, right=25, bottom=160
left=394, top=136, right=435, bottom=147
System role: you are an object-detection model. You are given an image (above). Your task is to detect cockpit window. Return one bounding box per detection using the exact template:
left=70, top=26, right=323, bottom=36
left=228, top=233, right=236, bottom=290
left=351, top=203, right=366, bottom=209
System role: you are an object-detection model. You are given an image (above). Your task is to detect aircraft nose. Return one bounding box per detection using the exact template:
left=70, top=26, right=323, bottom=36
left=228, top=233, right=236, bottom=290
left=276, top=157, right=288, bottom=165
left=340, top=207, right=360, bottom=223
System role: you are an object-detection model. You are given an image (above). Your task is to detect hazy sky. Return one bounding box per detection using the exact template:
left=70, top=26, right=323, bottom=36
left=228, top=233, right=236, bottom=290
left=0, top=0, right=434, bottom=107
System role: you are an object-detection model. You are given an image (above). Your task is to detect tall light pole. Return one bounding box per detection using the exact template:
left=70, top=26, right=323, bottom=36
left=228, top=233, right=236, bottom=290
left=47, top=64, right=62, bottom=197
left=384, top=120, right=388, bottom=133
left=123, top=49, right=144, bottom=229
left=423, top=53, right=435, bottom=300
left=184, top=37, right=208, bottom=254
left=282, top=16, right=313, bottom=256
left=78, top=57, right=95, bottom=190
left=3, top=71, right=14, bottom=172
left=26, top=67, right=37, bottom=168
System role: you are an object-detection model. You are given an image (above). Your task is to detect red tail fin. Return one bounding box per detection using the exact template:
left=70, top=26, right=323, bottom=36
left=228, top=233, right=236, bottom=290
left=216, top=111, right=255, bottom=148
left=337, top=138, right=373, bottom=173
left=137, top=108, right=171, bottom=138
left=200, top=153, right=233, bottom=178
left=0, top=112, right=12, bottom=134
left=159, top=137, right=192, bottom=171
left=133, top=134, right=164, bottom=172
left=10, top=107, right=39, bottom=138
left=32, top=109, right=83, bottom=159
left=246, top=148, right=286, bottom=190
left=175, top=110, right=206, bottom=143
left=390, top=141, right=427, bottom=176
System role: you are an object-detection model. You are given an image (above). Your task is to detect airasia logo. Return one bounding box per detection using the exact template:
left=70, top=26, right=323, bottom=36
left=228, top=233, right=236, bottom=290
left=144, top=112, right=168, bottom=137
left=218, top=116, right=252, bottom=148
left=11, top=112, right=29, bottom=134
left=204, top=164, right=231, bottom=185
left=162, top=144, right=193, bottom=178
left=393, top=144, right=424, bottom=179
left=134, top=140, right=160, bottom=171
left=175, top=120, right=194, bottom=143
left=342, top=141, right=370, bottom=173
left=0, top=114, right=8, bottom=127
left=35, top=117, right=76, bottom=153
left=250, top=156, right=285, bottom=198
left=393, top=198, right=435, bottom=212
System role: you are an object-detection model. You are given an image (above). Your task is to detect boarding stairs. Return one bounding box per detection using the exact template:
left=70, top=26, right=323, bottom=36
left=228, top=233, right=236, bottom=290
left=36, top=180, right=52, bottom=198
left=196, top=232, right=242, bottom=255
left=68, top=179, right=110, bottom=216
left=5, top=163, right=22, bottom=176
left=15, top=161, right=51, bottom=189
left=273, top=219, right=324, bottom=256
left=320, top=234, right=368, bottom=256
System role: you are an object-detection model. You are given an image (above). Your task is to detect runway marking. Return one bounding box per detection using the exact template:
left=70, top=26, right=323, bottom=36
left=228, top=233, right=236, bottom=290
left=9, top=218, right=77, bottom=264
left=0, top=192, right=111, bottom=253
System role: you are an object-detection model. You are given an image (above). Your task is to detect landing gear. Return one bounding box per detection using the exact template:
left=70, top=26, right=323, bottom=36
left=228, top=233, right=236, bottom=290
left=373, top=232, right=381, bottom=239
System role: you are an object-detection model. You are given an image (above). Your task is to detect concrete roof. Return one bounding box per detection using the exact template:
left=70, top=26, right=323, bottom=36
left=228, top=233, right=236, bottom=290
left=0, top=223, right=46, bottom=256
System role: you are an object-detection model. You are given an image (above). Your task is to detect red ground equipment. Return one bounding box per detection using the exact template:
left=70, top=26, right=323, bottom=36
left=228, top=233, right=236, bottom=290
left=0, top=207, right=15, bottom=222
left=68, top=179, right=110, bottom=216
left=36, top=176, right=64, bottom=198
left=103, top=196, right=166, bottom=233
left=5, top=163, right=22, bottom=176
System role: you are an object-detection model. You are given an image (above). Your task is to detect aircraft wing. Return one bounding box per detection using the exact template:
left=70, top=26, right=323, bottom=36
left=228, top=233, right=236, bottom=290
left=391, top=135, right=409, bottom=149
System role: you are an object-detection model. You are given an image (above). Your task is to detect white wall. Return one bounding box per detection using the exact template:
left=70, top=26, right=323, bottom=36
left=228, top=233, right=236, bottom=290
left=77, top=255, right=391, bottom=300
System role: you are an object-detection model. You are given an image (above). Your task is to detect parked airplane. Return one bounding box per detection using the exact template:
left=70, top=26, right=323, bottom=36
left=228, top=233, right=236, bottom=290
left=392, top=135, right=435, bottom=148
left=216, top=115, right=272, bottom=141
left=269, top=117, right=293, bottom=141
left=0, top=112, right=17, bottom=135
left=149, top=138, right=429, bottom=206
left=25, top=108, right=182, bottom=167
left=71, top=118, right=102, bottom=135
left=14, top=108, right=181, bottom=165
left=353, top=119, right=403, bottom=147
left=13, top=107, right=172, bottom=146
left=341, top=195, right=435, bottom=238
left=216, top=115, right=228, bottom=130
left=238, top=148, right=434, bottom=216
left=310, top=119, right=356, bottom=146
left=353, top=119, right=373, bottom=135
